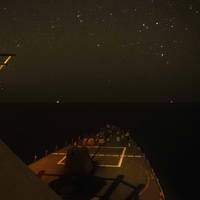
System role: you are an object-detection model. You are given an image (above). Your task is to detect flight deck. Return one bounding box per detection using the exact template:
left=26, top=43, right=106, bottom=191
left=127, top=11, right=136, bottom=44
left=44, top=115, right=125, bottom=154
left=29, top=126, right=165, bottom=200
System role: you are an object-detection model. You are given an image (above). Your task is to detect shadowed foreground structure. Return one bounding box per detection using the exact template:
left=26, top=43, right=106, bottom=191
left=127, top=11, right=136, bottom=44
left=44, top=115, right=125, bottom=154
left=30, top=126, right=164, bottom=200
left=0, top=139, right=61, bottom=200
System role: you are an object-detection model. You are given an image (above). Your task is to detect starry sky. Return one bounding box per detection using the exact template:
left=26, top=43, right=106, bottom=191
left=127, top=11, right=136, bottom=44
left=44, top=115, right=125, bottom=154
left=0, top=0, right=200, bottom=102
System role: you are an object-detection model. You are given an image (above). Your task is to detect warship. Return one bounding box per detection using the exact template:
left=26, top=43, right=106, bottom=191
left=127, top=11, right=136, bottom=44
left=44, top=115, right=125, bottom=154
left=0, top=54, right=165, bottom=199
left=29, top=125, right=165, bottom=200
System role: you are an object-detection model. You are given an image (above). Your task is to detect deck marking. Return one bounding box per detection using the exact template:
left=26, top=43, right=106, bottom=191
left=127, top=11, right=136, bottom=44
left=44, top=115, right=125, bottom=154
left=118, top=147, right=126, bottom=167
left=57, top=155, right=66, bottom=165
left=78, top=146, right=124, bottom=149
left=54, top=146, right=143, bottom=167
left=92, top=154, right=144, bottom=158
left=55, top=153, right=144, bottom=166
left=53, top=152, right=144, bottom=158
left=52, top=152, right=66, bottom=155
left=97, top=164, right=120, bottom=168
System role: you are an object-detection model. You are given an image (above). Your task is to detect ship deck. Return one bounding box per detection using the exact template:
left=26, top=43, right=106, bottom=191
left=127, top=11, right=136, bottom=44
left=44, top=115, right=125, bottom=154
left=29, top=138, right=164, bottom=200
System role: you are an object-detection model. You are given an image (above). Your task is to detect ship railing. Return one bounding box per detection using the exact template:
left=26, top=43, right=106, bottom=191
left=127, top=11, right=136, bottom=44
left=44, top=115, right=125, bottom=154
left=143, top=153, right=166, bottom=200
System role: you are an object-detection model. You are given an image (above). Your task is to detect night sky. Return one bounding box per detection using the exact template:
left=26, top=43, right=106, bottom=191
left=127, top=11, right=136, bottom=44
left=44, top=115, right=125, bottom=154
left=0, top=0, right=200, bottom=102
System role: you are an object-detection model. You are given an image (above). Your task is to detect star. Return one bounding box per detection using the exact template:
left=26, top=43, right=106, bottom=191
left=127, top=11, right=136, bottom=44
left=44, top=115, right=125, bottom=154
left=16, top=43, right=21, bottom=48
left=0, top=0, right=199, bottom=104
left=142, top=23, right=149, bottom=30
left=170, top=99, right=174, bottom=104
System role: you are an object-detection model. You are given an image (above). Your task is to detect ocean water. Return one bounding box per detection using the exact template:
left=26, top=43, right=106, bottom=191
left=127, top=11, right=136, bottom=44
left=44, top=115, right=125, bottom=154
left=0, top=103, right=199, bottom=200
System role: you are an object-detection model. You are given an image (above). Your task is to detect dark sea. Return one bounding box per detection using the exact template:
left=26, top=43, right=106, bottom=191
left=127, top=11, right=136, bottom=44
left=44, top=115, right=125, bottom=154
left=0, top=103, right=199, bottom=200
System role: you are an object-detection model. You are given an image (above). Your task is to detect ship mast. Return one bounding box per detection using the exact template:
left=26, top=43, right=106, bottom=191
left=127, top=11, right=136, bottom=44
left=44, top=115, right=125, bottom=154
left=0, top=54, right=16, bottom=71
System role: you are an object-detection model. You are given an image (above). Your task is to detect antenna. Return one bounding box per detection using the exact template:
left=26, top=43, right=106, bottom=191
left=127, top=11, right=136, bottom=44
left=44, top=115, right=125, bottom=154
left=0, top=54, right=16, bottom=71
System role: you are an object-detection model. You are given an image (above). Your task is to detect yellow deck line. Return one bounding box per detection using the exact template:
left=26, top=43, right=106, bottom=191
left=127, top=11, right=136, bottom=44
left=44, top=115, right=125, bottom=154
left=54, top=146, right=144, bottom=168
left=52, top=152, right=144, bottom=158
left=118, top=147, right=126, bottom=167
left=97, top=164, right=120, bottom=168
left=52, top=153, right=66, bottom=155
left=57, top=155, right=66, bottom=165
left=78, top=146, right=125, bottom=149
